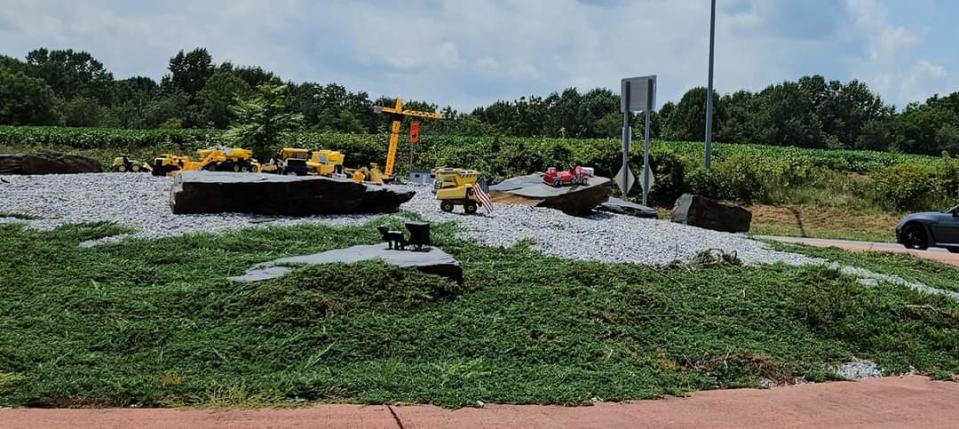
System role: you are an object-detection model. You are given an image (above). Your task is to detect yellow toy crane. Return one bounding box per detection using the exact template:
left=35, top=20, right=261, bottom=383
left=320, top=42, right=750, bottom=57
left=373, top=98, right=442, bottom=181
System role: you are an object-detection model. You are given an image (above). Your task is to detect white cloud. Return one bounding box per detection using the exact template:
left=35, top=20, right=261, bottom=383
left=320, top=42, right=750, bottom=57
left=843, top=0, right=950, bottom=107
left=0, top=0, right=951, bottom=110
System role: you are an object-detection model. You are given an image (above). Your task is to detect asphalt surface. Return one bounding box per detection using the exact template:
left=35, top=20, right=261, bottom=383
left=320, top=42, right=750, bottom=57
left=2, top=377, right=956, bottom=429
left=762, top=235, right=959, bottom=267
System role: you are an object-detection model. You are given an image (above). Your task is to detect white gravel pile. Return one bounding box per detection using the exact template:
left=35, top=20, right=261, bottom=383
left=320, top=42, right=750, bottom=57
left=0, top=173, right=376, bottom=243
left=0, top=173, right=811, bottom=266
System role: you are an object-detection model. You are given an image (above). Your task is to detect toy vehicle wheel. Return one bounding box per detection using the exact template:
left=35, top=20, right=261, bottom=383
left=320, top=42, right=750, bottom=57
left=465, top=201, right=478, bottom=214
left=901, top=224, right=928, bottom=250
left=117, top=164, right=127, bottom=172
left=440, top=201, right=454, bottom=212
left=131, top=164, right=141, bottom=172
left=553, top=178, right=561, bottom=187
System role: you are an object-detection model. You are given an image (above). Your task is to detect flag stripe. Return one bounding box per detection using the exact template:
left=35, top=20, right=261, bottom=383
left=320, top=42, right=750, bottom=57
left=475, top=179, right=494, bottom=213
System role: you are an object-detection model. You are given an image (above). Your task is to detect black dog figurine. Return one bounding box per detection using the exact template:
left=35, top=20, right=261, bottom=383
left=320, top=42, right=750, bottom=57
left=377, top=225, right=407, bottom=250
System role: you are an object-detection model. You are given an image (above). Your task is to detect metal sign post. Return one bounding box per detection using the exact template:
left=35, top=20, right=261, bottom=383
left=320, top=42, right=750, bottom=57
left=620, top=75, right=657, bottom=205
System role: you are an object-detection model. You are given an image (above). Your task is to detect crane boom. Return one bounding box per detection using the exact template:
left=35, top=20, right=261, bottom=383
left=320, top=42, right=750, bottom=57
left=375, top=98, right=442, bottom=177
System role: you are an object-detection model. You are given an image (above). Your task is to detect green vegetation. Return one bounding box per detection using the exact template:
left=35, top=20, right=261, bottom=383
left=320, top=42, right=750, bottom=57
left=4, top=47, right=959, bottom=155
left=770, top=241, right=959, bottom=294
left=1, top=221, right=957, bottom=408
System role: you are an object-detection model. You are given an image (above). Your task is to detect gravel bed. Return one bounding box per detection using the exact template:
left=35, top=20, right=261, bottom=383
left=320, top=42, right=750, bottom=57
left=0, top=172, right=812, bottom=266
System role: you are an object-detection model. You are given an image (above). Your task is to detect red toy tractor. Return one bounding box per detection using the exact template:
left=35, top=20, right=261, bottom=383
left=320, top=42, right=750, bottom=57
left=543, top=166, right=589, bottom=187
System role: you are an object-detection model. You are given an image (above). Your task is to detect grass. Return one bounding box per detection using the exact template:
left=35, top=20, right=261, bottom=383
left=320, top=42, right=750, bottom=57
left=748, top=203, right=900, bottom=243
left=1, top=220, right=957, bottom=408
left=0, top=211, right=42, bottom=220
left=769, top=241, right=959, bottom=294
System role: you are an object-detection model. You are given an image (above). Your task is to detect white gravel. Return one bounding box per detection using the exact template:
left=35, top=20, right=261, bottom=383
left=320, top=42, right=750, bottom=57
left=0, top=172, right=814, bottom=266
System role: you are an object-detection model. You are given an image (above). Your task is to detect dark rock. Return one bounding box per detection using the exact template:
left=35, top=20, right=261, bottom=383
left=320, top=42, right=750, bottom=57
left=489, top=173, right=611, bottom=216
left=598, top=197, right=658, bottom=218
left=170, top=171, right=414, bottom=215
left=228, top=243, right=463, bottom=284
left=671, top=193, right=752, bottom=233
left=0, top=153, right=102, bottom=175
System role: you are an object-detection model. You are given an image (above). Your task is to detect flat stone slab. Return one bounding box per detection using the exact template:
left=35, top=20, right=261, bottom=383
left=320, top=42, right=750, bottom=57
left=598, top=197, right=658, bottom=218
left=0, top=153, right=102, bottom=175
left=489, top=173, right=611, bottom=216
left=170, top=172, right=414, bottom=216
left=229, top=243, right=463, bottom=283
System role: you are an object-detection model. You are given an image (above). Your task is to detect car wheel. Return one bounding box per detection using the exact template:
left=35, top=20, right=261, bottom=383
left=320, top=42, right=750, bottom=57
left=901, top=224, right=929, bottom=250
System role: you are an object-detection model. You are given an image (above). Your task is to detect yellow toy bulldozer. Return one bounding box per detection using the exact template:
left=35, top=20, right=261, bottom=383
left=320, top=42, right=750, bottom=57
left=112, top=156, right=150, bottom=173
left=432, top=167, right=482, bottom=214
left=150, top=147, right=259, bottom=176
left=351, top=163, right=387, bottom=184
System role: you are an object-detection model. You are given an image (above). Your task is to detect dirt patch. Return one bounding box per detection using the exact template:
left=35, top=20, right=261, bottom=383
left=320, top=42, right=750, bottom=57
left=748, top=204, right=899, bottom=242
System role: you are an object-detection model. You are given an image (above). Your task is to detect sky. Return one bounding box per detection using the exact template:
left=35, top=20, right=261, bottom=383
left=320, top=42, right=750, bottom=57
left=1, top=0, right=957, bottom=111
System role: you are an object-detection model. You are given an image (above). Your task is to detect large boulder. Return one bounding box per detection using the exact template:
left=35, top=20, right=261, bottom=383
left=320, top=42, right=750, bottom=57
left=489, top=173, right=611, bottom=216
left=598, top=197, right=658, bottom=218
left=229, top=243, right=463, bottom=284
left=170, top=171, right=414, bottom=215
left=671, top=193, right=752, bottom=233
left=0, top=153, right=102, bottom=175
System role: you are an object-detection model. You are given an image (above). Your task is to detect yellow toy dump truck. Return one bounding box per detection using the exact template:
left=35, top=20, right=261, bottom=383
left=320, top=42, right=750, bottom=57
left=432, top=167, right=484, bottom=214
left=150, top=147, right=259, bottom=176
left=112, top=156, right=150, bottom=173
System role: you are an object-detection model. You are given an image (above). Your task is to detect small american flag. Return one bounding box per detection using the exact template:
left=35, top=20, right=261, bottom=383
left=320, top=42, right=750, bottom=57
left=474, top=178, right=494, bottom=214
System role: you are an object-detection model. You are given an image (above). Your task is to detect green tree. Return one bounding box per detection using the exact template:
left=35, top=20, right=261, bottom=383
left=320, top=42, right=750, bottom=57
left=663, top=87, right=720, bottom=141
left=163, top=48, right=214, bottom=96
left=0, top=68, right=60, bottom=125
left=223, top=84, right=303, bottom=160
left=61, top=97, right=105, bottom=127
left=198, top=71, right=252, bottom=128
left=24, top=48, right=114, bottom=103
left=753, top=81, right=825, bottom=148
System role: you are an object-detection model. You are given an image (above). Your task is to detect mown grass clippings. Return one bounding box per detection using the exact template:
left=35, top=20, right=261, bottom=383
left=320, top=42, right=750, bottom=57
left=0, top=221, right=956, bottom=408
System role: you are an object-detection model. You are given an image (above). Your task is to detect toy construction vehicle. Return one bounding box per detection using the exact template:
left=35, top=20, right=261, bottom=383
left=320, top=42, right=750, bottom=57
left=260, top=148, right=346, bottom=177
left=307, top=149, right=345, bottom=176
left=432, top=167, right=484, bottom=214
left=112, top=156, right=150, bottom=173
left=351, top=163, right=387, bottom=184
left=543, top=166, right=589, bottom=187
left=150, top=147, right=260, bottom=176
left=263, top=147, right=310, bottom=175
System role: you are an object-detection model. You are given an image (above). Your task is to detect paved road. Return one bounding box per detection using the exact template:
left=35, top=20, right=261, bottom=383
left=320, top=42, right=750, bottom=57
left=762, top=235, right=959, bottom=267
left=2, top=376, right=958, bottom=428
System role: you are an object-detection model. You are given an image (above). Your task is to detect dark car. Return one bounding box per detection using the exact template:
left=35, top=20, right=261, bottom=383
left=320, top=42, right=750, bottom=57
left=896, top=204, right=959, bottom=252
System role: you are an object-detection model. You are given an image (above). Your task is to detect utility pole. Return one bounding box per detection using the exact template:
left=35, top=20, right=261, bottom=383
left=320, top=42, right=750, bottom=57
left=704, top=0, right=716, bottom=171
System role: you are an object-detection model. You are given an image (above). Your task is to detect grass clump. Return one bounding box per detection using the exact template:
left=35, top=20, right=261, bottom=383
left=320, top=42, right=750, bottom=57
left=0, top=221, right=957, bottom=408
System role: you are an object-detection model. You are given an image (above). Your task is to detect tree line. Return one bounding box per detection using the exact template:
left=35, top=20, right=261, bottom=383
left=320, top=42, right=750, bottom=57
left=1, top=47, right=957, bottom=155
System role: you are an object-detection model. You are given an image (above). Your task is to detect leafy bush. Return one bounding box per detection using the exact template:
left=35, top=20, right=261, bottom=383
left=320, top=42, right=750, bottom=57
left=868, top=159, right=959, bottom=211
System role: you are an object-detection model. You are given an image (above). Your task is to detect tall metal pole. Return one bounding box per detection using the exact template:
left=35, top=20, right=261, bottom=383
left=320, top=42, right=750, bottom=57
left=704, top=0, right=716, bottom=171
left=642, top=107, right=651, bottom=206
left=622, top=81, right=631, bottom=196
